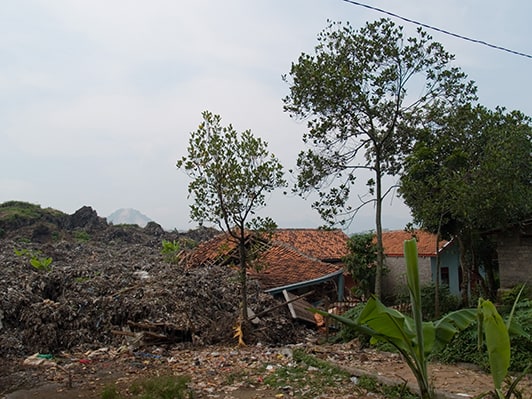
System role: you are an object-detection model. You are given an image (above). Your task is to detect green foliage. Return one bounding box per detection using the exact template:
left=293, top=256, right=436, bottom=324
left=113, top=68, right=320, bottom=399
left=0, top=201, right=65, bottom=224
left=475, top=285, right=531, bottom=399
left=499, top=284, right=531, bottom=313
left=343, top=233, right=377, bottom=299
left=263, top=348, right=353, bottom=398
left=14, top=247, right=53, bottom=272
left=435, top=300, right=532, bottom=373
left=177, top=111, right=286, bottom=322
left=101, top=375, right=193, bottom=399
left=283, top=18, right=475, bottom=298
left=400, top=106, right=532, bottom=304
left=176, top=111, right=286, bottom=232
left=394, top=283, right=461, bottom=321
left=283, top=18, right=476, bottom=226
left=160, top=238, right=195, bottom=264
left=433, top=324, right=488, bottom=368
left=74, top=230, right=91, bottom=242
left=356, top=375, right=418, bottom=399
left=478, top=299, right=511, bottom=395
left=29, top=256, right=53, bottom=271
left=316, top=239, right=477, bottom=399
left=334, top=303, right=368, bottom=343
left=509, top=299, right=532, bottom=372
left=401, top=105, right=532, bottom=235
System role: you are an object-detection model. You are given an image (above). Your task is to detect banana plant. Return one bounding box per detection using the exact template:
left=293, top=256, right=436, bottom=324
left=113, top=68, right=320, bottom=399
left=315, top=239, right=477, bottom=399
left=477, top=284, right=530, bottom=399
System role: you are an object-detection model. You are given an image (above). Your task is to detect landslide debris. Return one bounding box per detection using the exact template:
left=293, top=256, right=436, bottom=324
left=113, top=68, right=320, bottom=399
left=0, top=202, right=309, bottom=358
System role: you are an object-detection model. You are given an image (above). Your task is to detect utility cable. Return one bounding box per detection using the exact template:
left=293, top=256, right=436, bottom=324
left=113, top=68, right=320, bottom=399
left=339, top=0, right=532, bottom=59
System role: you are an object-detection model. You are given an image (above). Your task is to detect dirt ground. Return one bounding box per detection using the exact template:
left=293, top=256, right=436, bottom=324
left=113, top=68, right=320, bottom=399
left=2, top=342, right=531, bottom=399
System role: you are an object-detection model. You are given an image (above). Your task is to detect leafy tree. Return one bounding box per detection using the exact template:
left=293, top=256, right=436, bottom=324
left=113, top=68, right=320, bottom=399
left=343, top=233, right=377, bottom=299
left=283, top=18, right=476, bottom=298
left=176, top=111, right=286, bottom=331
left=400, top=105, right=532, bottom=303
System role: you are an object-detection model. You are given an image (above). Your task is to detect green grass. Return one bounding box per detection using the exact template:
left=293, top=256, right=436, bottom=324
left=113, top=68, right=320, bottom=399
left=0, top=201, right=65, bottom=222
left=263, top=348, right=417, bottom=398
left=101, top=374, right=194, bottom=399
left=263, top=348, right=353, bottom=398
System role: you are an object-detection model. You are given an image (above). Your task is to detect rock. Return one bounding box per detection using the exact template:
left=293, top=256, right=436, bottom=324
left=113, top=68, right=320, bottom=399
left=67, top=206, right=107, bottom=231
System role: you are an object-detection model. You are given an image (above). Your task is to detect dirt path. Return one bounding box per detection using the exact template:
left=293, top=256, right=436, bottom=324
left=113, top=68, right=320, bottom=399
left=2, top=344, right=531, bottom=399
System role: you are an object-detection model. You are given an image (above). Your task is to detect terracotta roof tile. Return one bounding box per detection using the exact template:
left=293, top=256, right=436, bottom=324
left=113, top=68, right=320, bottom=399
left=182, top=229, right=345, bottom=290
left=272, top=229, right=349, bottom=261
left=249, top=244, right=342, bottom=290
left=380, top=230, right=447, bottom=257
left=182, top=232, right=239, bottom=268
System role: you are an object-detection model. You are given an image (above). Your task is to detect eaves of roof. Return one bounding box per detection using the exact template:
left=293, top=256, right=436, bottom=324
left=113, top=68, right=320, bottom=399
left=264, top=269, right=344, bottom=295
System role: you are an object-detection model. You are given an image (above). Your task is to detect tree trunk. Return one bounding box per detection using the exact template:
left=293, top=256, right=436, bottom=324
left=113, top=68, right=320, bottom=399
left=238, top=229, right=249, bottom=322
left=374, top=163, right=384, bottom=300
left=457, top=235, right=470, bottom=306
left=434, top=232, right=441, bottom=319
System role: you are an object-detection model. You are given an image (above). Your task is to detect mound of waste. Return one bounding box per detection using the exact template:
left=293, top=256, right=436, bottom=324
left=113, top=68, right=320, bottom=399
left=0, top=204, right=310, bottom=358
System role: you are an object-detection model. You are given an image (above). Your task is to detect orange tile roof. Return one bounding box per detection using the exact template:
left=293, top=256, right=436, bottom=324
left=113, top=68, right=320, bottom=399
left=182, top=229, right=345, bottom=290
left=182, top=232, right=241, bottom=268
left=272, top=229, right=349, bottom=261
left=380, top=230, right=447, bottom=257
left=249, top=244, right=342, bottom=290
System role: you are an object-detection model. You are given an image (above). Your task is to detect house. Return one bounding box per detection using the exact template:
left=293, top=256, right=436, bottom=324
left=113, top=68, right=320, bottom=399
left=488, top=218, right=532, bottom=290
left=380, top=230, right=460, bottom=298
left=181, top=228, right=350, bottom=303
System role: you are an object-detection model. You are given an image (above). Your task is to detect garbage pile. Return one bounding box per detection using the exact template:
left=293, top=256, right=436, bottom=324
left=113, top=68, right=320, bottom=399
left=0, top=207, right=310, bottom=358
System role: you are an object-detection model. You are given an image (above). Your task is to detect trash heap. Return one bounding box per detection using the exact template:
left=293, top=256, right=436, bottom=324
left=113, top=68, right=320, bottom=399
left=0, top=206, right=310, bottom=358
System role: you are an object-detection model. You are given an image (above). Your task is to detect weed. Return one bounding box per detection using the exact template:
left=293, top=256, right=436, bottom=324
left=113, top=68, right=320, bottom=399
left=263, top=348, right=356, bottom=398
left=14, top=247, right=53, bottom=272
left=161, top=238, right=195, bottom=264
left=74, top=230, right=91, bottom=242
left=101, top=374, right=194, bottom=399
left=356, top=375, right=418, bottom=399
left=30, top=256, right=53, bottom=271
left=101, top=384, right=120, bottom=399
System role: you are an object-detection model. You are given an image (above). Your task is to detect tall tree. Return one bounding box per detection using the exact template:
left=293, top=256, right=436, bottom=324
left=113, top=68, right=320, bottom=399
left=176, top=111, right=286, bottom=330
left=283, top=18, right=476, bottom=297
left=400, top=105, right=532, bottom=302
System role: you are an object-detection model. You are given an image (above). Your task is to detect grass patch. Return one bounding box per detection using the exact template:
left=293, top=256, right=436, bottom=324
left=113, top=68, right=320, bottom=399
left=263, top=348, right=353, bottom=398
left=263, top=348, right=418, bottom=398
left=356, top=375, right=418, bottom=399
left=101, top=374, right=194, bottom=399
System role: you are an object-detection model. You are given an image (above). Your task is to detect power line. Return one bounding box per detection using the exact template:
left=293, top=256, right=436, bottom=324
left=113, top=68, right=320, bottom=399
left=339, top=0, right=532, bottom=59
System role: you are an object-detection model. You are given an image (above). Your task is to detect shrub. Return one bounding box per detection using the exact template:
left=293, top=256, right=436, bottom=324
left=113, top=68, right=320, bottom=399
left=394, top=283, right=460, bottom=321
left=334, top=303, right=370, bottom=345
left=434, top=298, right=532, bottom=372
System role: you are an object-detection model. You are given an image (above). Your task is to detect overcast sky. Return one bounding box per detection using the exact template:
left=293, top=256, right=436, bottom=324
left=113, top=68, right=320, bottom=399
left=1, top=0, right=531, bottom=233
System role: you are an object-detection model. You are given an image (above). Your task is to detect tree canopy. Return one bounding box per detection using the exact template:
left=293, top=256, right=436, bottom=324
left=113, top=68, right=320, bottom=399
left=177, top=111, right=286, bottom=324
left=283, top=18, right=476, bottom=297
left=400, top=104, right=532, bottom=301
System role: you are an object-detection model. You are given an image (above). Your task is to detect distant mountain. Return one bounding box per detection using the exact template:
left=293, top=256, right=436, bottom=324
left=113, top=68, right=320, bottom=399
left=107, top=208, right=152, bottom=227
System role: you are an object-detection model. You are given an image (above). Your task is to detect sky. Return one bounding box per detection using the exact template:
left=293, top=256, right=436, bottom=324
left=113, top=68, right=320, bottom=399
left=1, top=0, right=531, bottom=234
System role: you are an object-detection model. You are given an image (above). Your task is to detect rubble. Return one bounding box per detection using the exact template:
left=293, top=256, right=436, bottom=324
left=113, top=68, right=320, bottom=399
left=0, top=206, right=311, bottom=359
